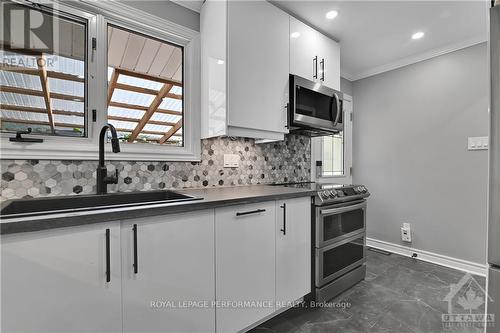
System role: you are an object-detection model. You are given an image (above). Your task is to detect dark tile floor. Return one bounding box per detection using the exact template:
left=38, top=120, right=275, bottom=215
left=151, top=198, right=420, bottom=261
left=251, top=249, right=487, bottom=333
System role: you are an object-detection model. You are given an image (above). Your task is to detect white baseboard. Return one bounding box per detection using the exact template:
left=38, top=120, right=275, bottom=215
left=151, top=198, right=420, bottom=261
left=366, top=238, right=487, bottom=277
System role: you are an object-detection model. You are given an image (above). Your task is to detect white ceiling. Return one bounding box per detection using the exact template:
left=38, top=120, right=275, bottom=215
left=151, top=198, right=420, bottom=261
left=273, top=0, right=489, bottom=81
left=179, top=0, right=488, bottom=81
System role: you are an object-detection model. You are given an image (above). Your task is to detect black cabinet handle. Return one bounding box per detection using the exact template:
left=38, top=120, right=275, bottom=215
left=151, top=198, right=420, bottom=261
left=133, top=224, right=138, bottom=274
left=313, top=56, right=318, bottom=79
left=105, top=228, right=110, bottom=283
left=280, top=203, right=286, bottom=235
left=236, top=209, right=266, bottom=217
left=285, top=103, right=289, bottom=129
left=321, top=58, right=325, bottom=81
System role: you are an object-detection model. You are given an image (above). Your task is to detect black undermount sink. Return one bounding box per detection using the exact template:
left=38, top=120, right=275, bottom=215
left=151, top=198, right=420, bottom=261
left=1, top=190, right=202, bottom=219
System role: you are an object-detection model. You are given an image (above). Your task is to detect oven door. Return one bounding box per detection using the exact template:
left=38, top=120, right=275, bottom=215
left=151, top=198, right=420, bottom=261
left=315, top=233, right=366, bottom=287
left=316, top=200, right=366, bottom=248
left=291, top=75, right=343, bottom=132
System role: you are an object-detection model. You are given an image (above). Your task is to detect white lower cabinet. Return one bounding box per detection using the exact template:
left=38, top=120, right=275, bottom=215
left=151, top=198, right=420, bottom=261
left=215, top=202, right=277, bottom=333
left=275, top=197, right=312, bottom=307
left=1, top=222, right=123, bottom=333
left=1, top=197, right=311, bottom=333
left=120, top=211, right=215, bottom=333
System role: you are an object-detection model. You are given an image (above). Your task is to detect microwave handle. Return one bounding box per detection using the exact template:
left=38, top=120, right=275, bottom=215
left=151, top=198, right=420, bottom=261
left=333, top=92, right=342, bottom=126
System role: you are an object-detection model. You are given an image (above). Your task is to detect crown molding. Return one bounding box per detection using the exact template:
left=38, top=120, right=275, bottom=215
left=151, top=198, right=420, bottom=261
left=343, top=35, right=487, bottom=82
left=171, top=0, right=204, bottom=13
left=75, top=0, right=199, bottom=42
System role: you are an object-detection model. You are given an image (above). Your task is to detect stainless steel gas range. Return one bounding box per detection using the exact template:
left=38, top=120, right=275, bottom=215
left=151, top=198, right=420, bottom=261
left=273, top=182, right=370, bottom=302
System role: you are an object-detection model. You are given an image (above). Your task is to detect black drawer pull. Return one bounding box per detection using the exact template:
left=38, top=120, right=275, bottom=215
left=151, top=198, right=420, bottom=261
left=236, top=209, right=266, bottom=217
left=105, top=228, right=110, bottom=283
left=132, top=224, right=138, bottom=274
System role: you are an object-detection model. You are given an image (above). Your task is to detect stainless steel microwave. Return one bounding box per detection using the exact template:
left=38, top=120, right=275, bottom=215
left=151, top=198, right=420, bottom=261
left=288, top=74, right=344, bottom=136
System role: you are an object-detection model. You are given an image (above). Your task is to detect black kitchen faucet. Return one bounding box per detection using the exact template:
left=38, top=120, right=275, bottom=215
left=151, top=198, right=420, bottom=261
left=96, top=124, right=121, bottom=194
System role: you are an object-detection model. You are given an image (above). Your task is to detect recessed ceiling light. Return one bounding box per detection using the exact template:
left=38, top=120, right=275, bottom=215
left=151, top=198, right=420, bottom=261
left=412, top=32, right=425, bottom=40
left=217, top=59, right=225, bottom=65
left=325, top=10, right=338, bottom=20
left=290, top=31, right=301, bottom=38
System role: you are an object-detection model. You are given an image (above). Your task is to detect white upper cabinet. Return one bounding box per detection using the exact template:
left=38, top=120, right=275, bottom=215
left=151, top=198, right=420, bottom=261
left=1, top=222, right=123, bottom=333
left=317, top=33, right=341, bottom=90
left=290, top=16, right=319, bottom=82
left=121, top=211, right=215, bottom=333
left=201, top=0, right=289, bottom=141
left=289, top=16, right=341, bottom=90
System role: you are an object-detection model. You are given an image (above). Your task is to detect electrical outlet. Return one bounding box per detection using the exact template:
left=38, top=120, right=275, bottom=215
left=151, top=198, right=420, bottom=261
left=223, top=154, right=239, bottom=168
left=401, top=223, right=412, bottom=242
left=468, top=136, right=489, bottom=151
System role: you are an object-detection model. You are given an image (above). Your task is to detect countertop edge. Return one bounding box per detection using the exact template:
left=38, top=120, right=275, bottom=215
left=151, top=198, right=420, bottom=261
left=1, top=189, right=315, bottom=235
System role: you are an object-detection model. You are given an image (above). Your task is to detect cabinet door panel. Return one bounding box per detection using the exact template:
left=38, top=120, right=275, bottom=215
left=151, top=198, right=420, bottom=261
left=276, top=197, right=311, bottom=307
left=121, top=211, right=215, bottom=333
left=227, top=0, right=289, bottom=134
left=318, top=33, right=341, bottom=90
left=290, top=16, right=319, bottom=81
left=215, top=202, right=276, bottom=333
left=1, top=222, right=122, bottom=333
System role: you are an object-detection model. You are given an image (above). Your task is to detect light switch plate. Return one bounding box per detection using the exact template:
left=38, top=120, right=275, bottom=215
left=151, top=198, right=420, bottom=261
left=223, top=154, right=239, bottom=168
left=468, top=136, right=489, bottom=151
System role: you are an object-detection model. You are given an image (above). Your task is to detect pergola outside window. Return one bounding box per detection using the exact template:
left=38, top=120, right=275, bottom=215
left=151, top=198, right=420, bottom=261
left=107, top=25, right=184, bottom=146
left=0, top=0, right=199, bottom=161
left=0, top=5, right=87, bottom=138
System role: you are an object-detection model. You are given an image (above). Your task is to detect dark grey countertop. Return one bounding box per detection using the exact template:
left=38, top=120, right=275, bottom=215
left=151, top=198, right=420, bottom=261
left=1, top=185, right=315, bottom=235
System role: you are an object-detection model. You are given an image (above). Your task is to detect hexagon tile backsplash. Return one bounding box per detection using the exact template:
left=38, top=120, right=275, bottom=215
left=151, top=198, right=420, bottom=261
left=0, top=135, right=311, bottom=201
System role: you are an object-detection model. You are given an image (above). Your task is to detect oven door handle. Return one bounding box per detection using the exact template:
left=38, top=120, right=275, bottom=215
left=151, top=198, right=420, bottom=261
left=320, top=202, right=366, bottom=216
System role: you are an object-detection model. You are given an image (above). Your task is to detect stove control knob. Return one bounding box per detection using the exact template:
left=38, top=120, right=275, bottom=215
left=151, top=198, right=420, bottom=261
left=319, top=191, right=328, bottom=200
left=329, top=190, right=337, bottom=198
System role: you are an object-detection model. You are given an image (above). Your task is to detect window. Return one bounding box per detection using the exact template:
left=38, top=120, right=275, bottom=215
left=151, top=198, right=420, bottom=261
left=107, top=25, right=184, bottom=146
left=1, top=0, right=200, bottom=161
left=314, top=95, right=352, bottom=180
left=0, top=3, right=87, bottom=137
left=322, top=132, right=344, bottom=176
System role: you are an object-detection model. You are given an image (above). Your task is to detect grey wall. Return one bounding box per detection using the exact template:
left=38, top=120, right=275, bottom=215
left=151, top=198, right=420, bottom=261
left=121, top=0, right=200, bottom=31
left=340, top=77, right=353, bottom=96
left=352, top=43, right=489, bottom=264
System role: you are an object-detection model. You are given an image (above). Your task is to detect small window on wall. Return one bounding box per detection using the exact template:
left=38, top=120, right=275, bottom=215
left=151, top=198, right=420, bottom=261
left=322, top=132, right=344, bottom=176
left=107, top=25, right=183, bottom=146
left=0, top=3, right=87, bottom=137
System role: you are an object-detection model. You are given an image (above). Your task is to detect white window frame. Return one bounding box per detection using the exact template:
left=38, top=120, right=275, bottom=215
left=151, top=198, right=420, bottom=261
left=311, top=93, right=353, bottom=184
left=0, top=0, right=201, bottom=161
